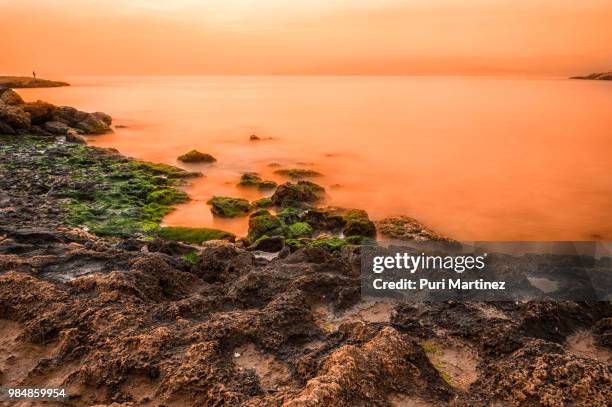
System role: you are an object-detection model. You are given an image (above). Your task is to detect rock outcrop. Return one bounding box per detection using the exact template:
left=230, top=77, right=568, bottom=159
left=0, top=88, right=112, bottom=136
left=0, top=76, right=70, bottom=88
left=570, top=71, right=612, bottom=80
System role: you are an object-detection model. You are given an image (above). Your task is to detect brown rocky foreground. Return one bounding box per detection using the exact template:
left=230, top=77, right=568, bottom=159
left=0, top=226, right=610, bottom=406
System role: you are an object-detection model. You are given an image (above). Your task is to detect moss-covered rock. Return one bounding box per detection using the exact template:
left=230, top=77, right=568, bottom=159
left=207, top=196, right=251, bottom=217
left=159, top=226, right=235, bottom=244
left=277, top=207, right=302, bottom=225
left=247, top=210, right=286, bottom=242
left=304, top=208, right=345, bottom=231
left=237, top=173, right=277, bottom=190
left=252, top=197, right=274, bottom=208
left=146, top=188, right=189, bottom=205
left=177, top=150, right=216, bottom=163
left=285, top=238, right=305, bottom=252
left=274, top=168, right=322, bottom=179
left=309, top=236, right=347, bottom=251
left=271, top=181, right=325, bottom=208
left=288, top=222, right=313, bottom=238
left=344, top=235, right=377, bottom=245
left=343, top=209, right=376, bottom=238
left=376, top=216, right=450, bottom=241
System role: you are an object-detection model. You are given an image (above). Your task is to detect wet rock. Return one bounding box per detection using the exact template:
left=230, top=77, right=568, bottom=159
left=53, top=105, right=112, bottom=134
left=247, top=210, right=286, bottom=242
left=237, top=173, right=277, bottom=190
left=342, top=209, right=376, bottom=238
left=249, top=134, right=260, bottom=141
left=274, top=168, right=322, bottom=179
left=207, top=196, right=251, bottom=218
left=92, top=111, right=112, bottom=126
left=271, top=181, right=325, bottom=208
left=65, top=133, right=87, bottom=144
left=0, top=121, right=16, bottom=134
left=177, top=149, right=216, bottom=163
left=303, top=208, right=346, bottom=232
left=377, top=215, right=449, bottom=241
left=248, top=236, right=284, bottom=252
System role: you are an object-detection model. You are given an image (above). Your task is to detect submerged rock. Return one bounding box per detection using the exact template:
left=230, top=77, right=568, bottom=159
left=177, top=149, right=216, bottom=163
left=271, top=181, right=325, bottom=208
left=274, top=168, right=322, bottom=179
left=237, top=173, right=277, bottom=190
left=207, top=196, right=251, bottom=217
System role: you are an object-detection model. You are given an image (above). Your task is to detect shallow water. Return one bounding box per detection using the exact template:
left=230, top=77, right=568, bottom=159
left=18, top=76, right=612, bottom=239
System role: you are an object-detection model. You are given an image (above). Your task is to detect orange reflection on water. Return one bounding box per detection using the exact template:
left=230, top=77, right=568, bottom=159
left=18, top=75, right=612, bottom=240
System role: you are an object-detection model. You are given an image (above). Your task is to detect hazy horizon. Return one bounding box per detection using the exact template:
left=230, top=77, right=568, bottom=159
left=2, top=0, right=612, bottom=77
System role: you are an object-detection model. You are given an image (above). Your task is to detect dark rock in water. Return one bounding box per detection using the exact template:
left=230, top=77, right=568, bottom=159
left=248, top=235, right=284, bottom=252
left=376, top=215, right=449, bottom=241
left=271, top=181, right=325, bottom=208
left=303, top=208, right=345, bottom=231
left=252, top=197, right=273, bottom=208
left=22, top=101, right=56, bottom=124
left=570, top=71, right=612, bottom=80
left=177, top=149, right=216, bottom=163
left=247, top=210, right=286, bottom=242
left=53, top=105, right=113, bottom=134
left=92, top=111, right=112, bottom=126
left=0, top=88, right=24, bottom=105
left=65, top=133, right=87, bottom=144
left=207, top=196, right=251, bottom=217
left=343, top=209, right=376, bottom=238
left=274, top=168, right=322, bottom=179
left=249, top=134, right=260, bottom=141
left=237, top=172, right=277, bottom=190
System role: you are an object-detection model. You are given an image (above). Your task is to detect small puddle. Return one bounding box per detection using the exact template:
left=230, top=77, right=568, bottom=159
left=313, top=300, right=395, bottom=332
left=233, top=343, right=294, bottom=390
left=421, top=339, right=480, bottom=392
left=527, top=276, right=559, bottom=293
left=566, top=330, right=611, bottom=363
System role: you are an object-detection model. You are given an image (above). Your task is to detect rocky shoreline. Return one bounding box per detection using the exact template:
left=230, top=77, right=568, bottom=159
left=570, top=71, right=612, bottom=81
left=0, top=76, right=70, bottom=88
left=0, top=91, right=611, bottom=406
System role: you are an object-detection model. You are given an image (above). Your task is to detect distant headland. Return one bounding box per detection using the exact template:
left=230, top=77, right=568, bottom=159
left=0, top=76, right=70, bottom=88
left=570, top=71, right=612, bottom=81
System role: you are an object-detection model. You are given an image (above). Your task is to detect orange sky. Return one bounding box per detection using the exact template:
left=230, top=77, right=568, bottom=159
left=2, top=0, right=611, bottom=76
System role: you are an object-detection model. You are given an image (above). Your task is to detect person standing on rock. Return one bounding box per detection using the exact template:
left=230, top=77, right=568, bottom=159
left=32, top=70, right=36, bottom=79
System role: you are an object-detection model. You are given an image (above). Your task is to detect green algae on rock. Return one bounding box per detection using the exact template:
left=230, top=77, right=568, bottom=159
left=237, top=173, right=277, bottom=190
left=343, top=209, right=376, bottom=238
left=288, top=222, right=313, bottom=238
left=247, top=210, right=286, bottom=242
left=0, top=135, right=199, bottom=237
left=177, top=149, right=216, bottom=163
left=271, top=181, right=325, bottom=208
left=274, top=168, right=322, bottom=179
left=207, top=196, right=251, bottom=217
left=159, top=226, right=235, bottom=244
left=252, top=197, right=274, bottom=208
left=376, top=215, right=449, bottom=241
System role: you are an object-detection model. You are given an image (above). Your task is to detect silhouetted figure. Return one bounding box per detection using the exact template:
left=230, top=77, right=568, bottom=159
left=32, top=71, right=36, bottom=79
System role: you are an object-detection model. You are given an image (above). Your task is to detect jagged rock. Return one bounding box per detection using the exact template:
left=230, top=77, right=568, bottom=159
left=248, top=235, right=285, bottom=252
left=271, top=181, right=325, bottom=208
left=0, top=88, right=24, bottom=105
